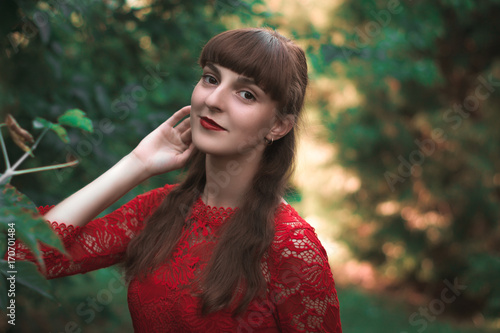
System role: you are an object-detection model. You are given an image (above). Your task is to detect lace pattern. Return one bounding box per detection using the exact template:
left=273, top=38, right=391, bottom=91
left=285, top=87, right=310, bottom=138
left=190, top=197, right=237, bottom=225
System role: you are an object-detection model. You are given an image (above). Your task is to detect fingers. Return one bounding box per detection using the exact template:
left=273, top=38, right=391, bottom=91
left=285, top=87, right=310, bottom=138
left=165, top=105, right=191, bottom=127
left=175, top=117, right=191, bottom=134
left=180, top=128, right=192, bottom=146
left=179, top=143, right=196, bottom=162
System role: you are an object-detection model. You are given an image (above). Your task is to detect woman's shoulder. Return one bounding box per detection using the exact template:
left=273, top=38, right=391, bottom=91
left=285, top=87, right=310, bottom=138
left=273, top=202, right=315, bottom=235
left=270, top=203, right=327, bottom=258
left=129, top=183, right=178, bottom=213
left=137, top=183, right=178, bottom=199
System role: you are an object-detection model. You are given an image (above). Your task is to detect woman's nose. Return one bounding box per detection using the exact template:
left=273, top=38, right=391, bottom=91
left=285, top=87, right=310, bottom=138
left=205, top=85, right=226, bottom=112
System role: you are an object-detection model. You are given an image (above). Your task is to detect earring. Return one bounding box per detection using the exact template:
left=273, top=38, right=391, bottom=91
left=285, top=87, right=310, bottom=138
left=265, top=137, right=274, bottom=145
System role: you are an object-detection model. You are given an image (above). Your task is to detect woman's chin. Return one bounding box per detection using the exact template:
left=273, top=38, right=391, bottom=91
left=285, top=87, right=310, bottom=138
left=192, top=141, right=224, bottom=156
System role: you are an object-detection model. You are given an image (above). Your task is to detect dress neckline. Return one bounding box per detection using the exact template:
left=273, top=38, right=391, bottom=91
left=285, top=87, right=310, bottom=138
left=191, top=197, right=237, bottom=225
left=197, top=197, right=238, bottom=212
left=191, top=196, right=290, bottom=226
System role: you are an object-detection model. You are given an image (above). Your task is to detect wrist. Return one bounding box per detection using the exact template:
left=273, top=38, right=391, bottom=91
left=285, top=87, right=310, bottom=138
left=122, top=153, right=151, bottom=183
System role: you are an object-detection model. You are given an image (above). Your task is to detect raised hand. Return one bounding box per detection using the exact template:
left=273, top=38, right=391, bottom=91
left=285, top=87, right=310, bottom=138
left=131, top=106, right=194, bottom=177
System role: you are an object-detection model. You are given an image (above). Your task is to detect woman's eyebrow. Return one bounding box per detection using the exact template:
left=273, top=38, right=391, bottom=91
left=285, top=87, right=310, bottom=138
left=236, top=76, right=258, bottom=86
left=206, top=63, right=221, bottom=76
left=206, top=62, right=263, bottom=91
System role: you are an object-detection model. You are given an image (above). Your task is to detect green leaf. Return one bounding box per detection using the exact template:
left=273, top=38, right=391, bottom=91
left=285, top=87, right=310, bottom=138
left=0, top=260, right=57, bottom=303
left=50, top=123, right=70, bottom=143
left=57, top=109, right=93, bottom=133
left=1, top=207, right=45, bottom=271
left=33, top=117, right=70, bottom=143
left=1, top=183, right=36, bottom=211
left=33, top=117, right=53, bottom=130
left=0, top=184, right=67, bottom=271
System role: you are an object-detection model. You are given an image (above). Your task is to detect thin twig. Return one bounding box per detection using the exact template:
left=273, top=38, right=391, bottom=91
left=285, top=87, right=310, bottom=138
left=13, top=160, right=79, bottom=175
left=9, top=127, right=49, bottom=171
left=0, top=126, right=11, bottom=169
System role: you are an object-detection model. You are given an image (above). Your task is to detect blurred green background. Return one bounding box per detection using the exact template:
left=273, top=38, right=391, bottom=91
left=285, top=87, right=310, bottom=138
left=1, top=0, right=499, bottom=332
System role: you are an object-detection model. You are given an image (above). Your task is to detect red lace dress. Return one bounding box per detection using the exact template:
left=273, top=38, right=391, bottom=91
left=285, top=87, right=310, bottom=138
left=13, top=184, right=342, bottom=332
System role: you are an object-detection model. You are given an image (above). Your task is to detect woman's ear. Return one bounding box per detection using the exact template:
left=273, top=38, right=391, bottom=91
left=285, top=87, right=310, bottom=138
left=267, top=114, right=295, bottom=141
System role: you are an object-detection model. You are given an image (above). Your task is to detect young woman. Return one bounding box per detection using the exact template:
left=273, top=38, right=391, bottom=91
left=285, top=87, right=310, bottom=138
left=15, top=28, right=342, bottom=332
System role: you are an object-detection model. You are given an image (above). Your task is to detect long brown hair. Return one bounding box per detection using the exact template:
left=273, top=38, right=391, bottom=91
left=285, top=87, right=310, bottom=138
left=123, top=28, right=308, bottom=315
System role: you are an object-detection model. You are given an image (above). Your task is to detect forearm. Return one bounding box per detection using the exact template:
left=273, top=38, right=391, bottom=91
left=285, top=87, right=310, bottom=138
left=43, top=153, right=150, bottom=227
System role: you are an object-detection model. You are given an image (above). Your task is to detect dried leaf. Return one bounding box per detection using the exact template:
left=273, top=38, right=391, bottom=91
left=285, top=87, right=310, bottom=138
left=5, top=114, right=34, bottom=157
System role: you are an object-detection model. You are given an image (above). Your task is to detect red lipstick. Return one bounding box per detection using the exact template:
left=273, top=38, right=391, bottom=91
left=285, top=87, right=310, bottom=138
left=200, top=117, right=226, bottom=131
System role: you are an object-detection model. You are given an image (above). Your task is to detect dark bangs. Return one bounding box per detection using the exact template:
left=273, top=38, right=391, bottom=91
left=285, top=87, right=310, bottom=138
left=199, top=28, right=291, bottom=108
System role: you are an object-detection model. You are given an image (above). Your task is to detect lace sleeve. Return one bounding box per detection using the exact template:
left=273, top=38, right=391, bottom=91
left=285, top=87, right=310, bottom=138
left=268, top=225, right=342, bottom=333
left=11, top=184, right=175, bottom=279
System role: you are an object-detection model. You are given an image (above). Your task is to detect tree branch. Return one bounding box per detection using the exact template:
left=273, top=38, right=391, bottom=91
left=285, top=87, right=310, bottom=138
left=0, top=128, right=49, bottom=184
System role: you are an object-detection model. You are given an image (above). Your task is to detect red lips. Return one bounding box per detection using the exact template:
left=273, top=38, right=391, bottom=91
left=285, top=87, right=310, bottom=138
left=200, top=117, right=226, bottom=131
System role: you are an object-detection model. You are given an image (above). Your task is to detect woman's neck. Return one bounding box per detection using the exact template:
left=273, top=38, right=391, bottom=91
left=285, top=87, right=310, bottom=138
left=202, top=150, right=263, bottom=208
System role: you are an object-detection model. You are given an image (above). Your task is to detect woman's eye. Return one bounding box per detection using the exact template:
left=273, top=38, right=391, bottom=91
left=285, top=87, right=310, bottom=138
left=202, top=74, right=218, bottom=85
left=239, top=91, right=255, bottom=101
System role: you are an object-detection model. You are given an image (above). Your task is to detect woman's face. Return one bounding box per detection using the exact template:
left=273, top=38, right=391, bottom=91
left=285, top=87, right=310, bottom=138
left=190, top=63, right=278, bottom=159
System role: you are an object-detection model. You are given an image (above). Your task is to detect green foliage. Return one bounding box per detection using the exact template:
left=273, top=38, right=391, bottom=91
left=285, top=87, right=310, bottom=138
left=0, top=184, right=61, bottom=310
left=338, top=287, right=495, bottom=333
left=0, top=261, right=57, bottom=304
left=57, top=109, right=93, bottom=133
left=314, top=0, right=500, bottom=319
left=1, top=184, right=66, bottom=269
left=33, top=117, right=70, bottom=143
left=33, top=108, right=92, bottom=143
